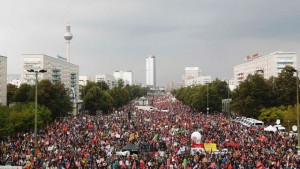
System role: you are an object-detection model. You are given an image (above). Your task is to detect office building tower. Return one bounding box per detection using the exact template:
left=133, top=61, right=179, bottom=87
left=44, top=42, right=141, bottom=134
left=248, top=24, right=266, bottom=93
left=21, top=54, right=79, bottom=99
left=182, top=67, right=211, bottom=87
left=234, top=51, right=297, bottom=87
left=0, top=56, right=7, bottom=105
left=184, top=67, right=200, bottom=79
left=146, top=55, right=156, bottom=88
left=95, top=74, right=116, bottom=89
left=113, top=71, right=133, bottom=86
left=79, top=75, right=94, bottom=86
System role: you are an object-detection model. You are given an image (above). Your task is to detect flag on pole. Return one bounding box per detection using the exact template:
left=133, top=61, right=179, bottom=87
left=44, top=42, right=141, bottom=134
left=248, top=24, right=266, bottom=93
left=152, top=133, right=159, bottom=141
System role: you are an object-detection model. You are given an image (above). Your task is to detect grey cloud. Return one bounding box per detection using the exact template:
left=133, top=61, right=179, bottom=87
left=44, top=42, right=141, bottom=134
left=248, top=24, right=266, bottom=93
left=1, top=0, right=300, bottom=86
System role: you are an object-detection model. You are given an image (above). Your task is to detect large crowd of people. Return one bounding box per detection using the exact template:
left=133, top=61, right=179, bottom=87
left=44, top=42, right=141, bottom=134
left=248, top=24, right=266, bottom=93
left=0, top=93, right=299, bottom=168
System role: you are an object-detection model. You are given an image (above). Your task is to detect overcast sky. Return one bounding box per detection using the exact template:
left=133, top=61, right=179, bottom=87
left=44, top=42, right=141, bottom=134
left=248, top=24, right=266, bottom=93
left=1, top=0, right=300, bottom=86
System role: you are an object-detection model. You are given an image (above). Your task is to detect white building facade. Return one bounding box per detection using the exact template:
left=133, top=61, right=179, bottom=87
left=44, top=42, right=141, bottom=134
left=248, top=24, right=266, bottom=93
left=184, top=75, right=212, bottom=87
left=184, top=67, right=200, bottom=79
left=182, top=67, right=212, bottom=87
left=95, top=74, right=116, bottom=89
left=7, top=74, right=21, bottom=88
left=0, top=56, right=7, bottom=105
left=79, top=76, right=94, bottom=86
left=234, top=51, right=297, bottom=87
left=113, top=71, right=133, bottom=86
left=146, top=55, right=156, bottom=88
left=21, top=54, right=79, bottom=99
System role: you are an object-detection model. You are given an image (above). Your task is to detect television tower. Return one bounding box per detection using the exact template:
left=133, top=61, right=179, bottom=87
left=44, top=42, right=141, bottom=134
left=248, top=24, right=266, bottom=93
left=64, top=0, right=73, bottom=62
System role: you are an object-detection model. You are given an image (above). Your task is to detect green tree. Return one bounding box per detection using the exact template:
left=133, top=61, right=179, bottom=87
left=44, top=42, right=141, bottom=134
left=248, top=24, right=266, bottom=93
left=100, top=91, right=114, bottom=113
left=190, top=86, right=206, bottom=112
left=266, top=76, right=278, bottom=107
left=258, top=106, right=286, bottom=125
left=84, top=86, right=102, bottom=114
left=7, top=84, right=18, bottom=106
left=231, top=73, right=272, bottom=118
left=209, top=79, right=230, bottom=113
left=9, top=102, right=51, bottom=134
left=174, top=79, right=230, bottom=113
left=273, top=65, right=297, bottom=106
left=117, top=79, right=125, bottom=88
left=0, top=105, right=10, bottom=136
left=37, top=80, right=72, bottom=118
left=0, top=103, right=51, bottom=137
left=110, top=87, right=124, bottom=108
left=82, top=80, right=148, bottom=114
left=283, top=105, right=298, bottom=131
left=129, top=85, right=146, bottom=99
left=82, top=81, right=97, bottom=99
left=97, top=81, right=110, bottom=91
left=14, top=83, right=32, bottom=103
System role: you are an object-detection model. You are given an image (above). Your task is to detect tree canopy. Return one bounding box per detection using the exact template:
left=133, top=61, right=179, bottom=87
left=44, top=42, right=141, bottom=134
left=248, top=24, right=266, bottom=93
left=174, top=65, right=300, bottom=125
left=8, top=80, right=72, bottom=118
left=81, top=81, right=147, bottom=114
left=174, top=79, right=230, bottom=113
left=0, top=103, right=51, bottom=137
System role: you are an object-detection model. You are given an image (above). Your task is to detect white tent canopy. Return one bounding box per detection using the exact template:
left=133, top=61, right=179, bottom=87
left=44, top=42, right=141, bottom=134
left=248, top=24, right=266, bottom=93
left=264, top=125, right=276, bottom=132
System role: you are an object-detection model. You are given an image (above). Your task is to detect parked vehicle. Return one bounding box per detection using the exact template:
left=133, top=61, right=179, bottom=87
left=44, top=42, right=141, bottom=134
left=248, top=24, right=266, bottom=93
left=273, top=125, right=286, bottom=132
left=289, top=131, right=298, bottom=137
left=234, top=116, right=264, bottom=127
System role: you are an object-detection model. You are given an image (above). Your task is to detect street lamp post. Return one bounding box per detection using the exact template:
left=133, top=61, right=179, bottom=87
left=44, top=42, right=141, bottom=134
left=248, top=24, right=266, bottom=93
left=27, top=69, right=47, bottom=159
left=227, top=80, right=230, bottom=120
left=207, top=83, right=209, bottom=115
left=290, top=68, right=300, bottom=155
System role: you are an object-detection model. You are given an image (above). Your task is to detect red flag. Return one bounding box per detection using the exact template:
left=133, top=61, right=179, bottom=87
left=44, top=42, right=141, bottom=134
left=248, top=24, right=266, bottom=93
left=93, top=136, right=97, bottom=143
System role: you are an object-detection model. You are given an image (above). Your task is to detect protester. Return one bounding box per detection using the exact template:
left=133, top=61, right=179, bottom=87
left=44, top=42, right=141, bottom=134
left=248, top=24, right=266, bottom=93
left=0, top=93, right=299, bottom=168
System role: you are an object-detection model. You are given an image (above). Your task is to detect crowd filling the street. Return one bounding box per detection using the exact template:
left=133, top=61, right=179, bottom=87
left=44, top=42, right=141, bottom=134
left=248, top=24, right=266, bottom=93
left=0, top=93, right=299, bottom=169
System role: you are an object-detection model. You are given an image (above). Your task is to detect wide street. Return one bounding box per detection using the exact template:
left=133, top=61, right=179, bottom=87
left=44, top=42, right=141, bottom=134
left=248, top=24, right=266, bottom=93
left=0, top=93, right=299, bottom=168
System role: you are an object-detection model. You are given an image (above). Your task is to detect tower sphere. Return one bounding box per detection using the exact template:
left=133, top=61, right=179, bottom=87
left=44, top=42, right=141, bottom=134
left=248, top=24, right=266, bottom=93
left=64, top=32, right=73, bottom=40
left=64, top=25, right=73, bottom=41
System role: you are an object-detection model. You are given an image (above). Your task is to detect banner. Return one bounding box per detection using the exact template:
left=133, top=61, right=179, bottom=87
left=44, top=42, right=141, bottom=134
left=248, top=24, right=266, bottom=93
left=191, top=142, right=204, bottom=148
left=204, top=143, right=217, bottom=152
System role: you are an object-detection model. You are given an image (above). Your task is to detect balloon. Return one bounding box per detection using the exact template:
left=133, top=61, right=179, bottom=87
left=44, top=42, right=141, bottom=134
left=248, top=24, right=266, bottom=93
left=191, top=131, right=201, bottom=142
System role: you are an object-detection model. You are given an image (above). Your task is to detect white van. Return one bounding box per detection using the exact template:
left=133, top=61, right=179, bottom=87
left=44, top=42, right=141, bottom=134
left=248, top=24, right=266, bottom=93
left=248, top=120, right=264, bottom=127
left=273, top=125, right=286, bottom=132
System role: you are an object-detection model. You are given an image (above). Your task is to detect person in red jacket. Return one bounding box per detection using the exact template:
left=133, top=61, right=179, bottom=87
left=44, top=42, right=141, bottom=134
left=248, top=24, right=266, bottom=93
left=140, top=160, right=145, bottom=169
left=227, top=163, right=233, bottom=169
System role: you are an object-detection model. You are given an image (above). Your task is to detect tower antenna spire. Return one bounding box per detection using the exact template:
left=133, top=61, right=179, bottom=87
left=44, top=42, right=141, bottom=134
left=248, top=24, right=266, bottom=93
left=66, top=0, right=70, bottom=25
left=64, top=0, right=73, bottom=62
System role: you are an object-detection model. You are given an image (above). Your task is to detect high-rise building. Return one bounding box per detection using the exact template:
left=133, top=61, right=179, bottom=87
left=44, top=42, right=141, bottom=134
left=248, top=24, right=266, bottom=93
left=0, top=56, right=7, bottom=105
left=146, top=55, right=156, bottom=88
left=184, top=75, right=212, bottom=87
left=182, top=67, right=211, bottom=87
left=21, top=54, right=79, bottom=99
left=95, top=74, right=116, bottom=89
left=184, top=67, right=200, bottom=79
left=113, top=71, right=133, bottom=86
left=79, top=75, right=94, bottom=86
left=234, top=51, right=297, bottom=87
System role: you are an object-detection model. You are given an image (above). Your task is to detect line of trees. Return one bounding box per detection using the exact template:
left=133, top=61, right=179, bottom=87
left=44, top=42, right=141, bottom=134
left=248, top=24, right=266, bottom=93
left=1, top=80, right=72, bottom=136
left=81, top=80, right=148, bottom=114
left=174, top=65, right=299, bottom=127
left=173, top=79, right=230, bottom=113
left=1, top=79, right=148, bottom=137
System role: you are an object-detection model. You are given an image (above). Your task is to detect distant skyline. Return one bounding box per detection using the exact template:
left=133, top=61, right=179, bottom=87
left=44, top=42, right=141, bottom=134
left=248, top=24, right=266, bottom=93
left=1, top=0, right=300, bottom=86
